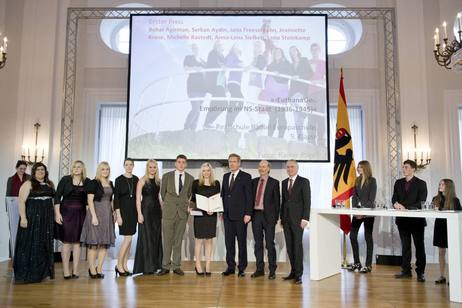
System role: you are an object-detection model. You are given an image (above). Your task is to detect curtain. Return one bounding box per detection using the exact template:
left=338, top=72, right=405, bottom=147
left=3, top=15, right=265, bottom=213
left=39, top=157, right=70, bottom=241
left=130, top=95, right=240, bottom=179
left=97, top=105, right=127, bottom=180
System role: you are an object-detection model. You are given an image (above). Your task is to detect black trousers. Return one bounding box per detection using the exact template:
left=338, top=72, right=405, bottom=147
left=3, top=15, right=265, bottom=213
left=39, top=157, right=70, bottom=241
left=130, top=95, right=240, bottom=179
left=204, top=85, right=226, bottom=126
left=267, top=110, right=287, bottom=138
left=283, top=219, right=304, bottom=278
left=349, top=217, right=375, bottom=267
left=224, top=217, right=248, bottom=272
left=252, top=211, right=277, bottom=273
left=225, top=83, right=243, bottom=132
left=398, top=224, right=426, bottom=275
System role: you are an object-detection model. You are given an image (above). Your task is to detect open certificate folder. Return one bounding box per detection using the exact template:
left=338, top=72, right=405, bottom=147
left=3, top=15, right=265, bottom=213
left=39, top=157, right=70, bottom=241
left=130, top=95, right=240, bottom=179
left=196, top=193, right=224, bottom=212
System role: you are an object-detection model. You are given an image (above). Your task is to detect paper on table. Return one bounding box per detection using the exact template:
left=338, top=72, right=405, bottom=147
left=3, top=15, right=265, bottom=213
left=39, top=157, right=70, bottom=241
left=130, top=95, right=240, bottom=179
left=196, top=193, right=223, bottom=212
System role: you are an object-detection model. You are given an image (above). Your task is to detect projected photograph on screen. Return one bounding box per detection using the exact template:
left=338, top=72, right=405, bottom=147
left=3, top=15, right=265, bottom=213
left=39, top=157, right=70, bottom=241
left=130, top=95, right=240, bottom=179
left=127, top=14, right=328, bottom=161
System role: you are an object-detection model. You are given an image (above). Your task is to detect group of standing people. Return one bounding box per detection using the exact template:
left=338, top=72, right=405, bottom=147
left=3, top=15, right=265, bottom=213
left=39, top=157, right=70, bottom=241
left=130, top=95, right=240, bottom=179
left=347, top=159, right=461, bottom=285
left=6, top=156, right=460, bottom=285
left=183, top=38, right=326, bottom=144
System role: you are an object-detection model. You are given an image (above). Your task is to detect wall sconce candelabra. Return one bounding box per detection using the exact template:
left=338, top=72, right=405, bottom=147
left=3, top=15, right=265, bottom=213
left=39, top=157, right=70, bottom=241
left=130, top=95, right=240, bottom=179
left=433, top=14, right=462, bottom=70
left=0, top=32, right=7, bottom=69
left=406, top=124, right=431, bottom=169
left=21, top=123, right=45, bottom=166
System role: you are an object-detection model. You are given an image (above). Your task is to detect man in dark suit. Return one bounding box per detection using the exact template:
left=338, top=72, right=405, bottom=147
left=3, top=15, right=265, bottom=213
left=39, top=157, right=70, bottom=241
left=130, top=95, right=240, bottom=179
left=251, top=160, right=280, bottom=280
left=221, top=153, right=253, bottom=277
left=392, top=160, right=428, bottom=282
left=281, top=160, right=310, bottom=284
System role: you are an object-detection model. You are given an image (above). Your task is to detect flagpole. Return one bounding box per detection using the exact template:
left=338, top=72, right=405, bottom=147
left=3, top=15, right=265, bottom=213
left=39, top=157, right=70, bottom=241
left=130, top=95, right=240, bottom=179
left=341, top=233, right=349, bottom=268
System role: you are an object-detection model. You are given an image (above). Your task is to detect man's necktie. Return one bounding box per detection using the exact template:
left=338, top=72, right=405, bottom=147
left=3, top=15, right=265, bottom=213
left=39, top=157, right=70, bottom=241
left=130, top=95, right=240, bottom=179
left=255, top=178, right=265, bottom=208
left=288, top=178, right=293, bottom=196
left=229, top=173, right=235, bottom=190
left=179, top=174, right=183, bottom=193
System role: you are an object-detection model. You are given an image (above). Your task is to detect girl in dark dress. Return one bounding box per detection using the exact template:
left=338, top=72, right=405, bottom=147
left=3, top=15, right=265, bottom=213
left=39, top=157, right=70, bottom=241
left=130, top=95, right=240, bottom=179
left=14, top=162, right=55, bottom=283
left=183, top=43, right=206, bottom=131
left=54, top=160, right=90, bottom=279
left=432, top=179, right=462, bottom=284
left=191, top=163, right=220, bottom=276
left=288, top=45, right=314, bottom=142
left=133, top=159, right=163, bottom=275
left=114, top=158, right=139, bottom=277
left=80, top=161, right=115, bottom=279
left=263, top=48, right=293, bottom=138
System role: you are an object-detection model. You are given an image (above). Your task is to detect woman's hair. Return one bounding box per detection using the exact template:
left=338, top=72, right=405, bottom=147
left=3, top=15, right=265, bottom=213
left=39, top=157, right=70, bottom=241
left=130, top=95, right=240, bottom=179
left=289, top=45, right=302, bottom=62
left=16, top=160, right=28, bottom=169
left=355, top=160, right=372, bottom=186
left=70, top=160, right=87, bottom=180
left=143, top=159, right=160, bottom=185
left=198, top=162, right=216, bottom=187
left=30, top=162, right=53, bottom=191
left=95, top=161, right=110, bottom=182
left=433, top=179, right=457, bottom=210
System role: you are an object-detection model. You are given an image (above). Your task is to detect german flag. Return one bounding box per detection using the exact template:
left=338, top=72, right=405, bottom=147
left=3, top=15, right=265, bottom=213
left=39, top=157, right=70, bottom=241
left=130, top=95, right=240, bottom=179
left=332, top=69, right=356, bottom=234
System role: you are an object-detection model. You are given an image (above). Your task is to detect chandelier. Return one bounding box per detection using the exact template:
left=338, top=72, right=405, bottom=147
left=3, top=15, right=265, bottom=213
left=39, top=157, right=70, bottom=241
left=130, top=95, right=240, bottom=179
left=433, top=13, right=462, bottom=70
left=21, top=123, right=45, bottom=166
left=0, top=33, right=6, bottom=69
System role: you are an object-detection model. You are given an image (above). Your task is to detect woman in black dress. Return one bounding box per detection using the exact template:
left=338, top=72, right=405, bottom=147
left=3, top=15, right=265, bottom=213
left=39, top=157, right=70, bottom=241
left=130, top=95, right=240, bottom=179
left=191, top=162, right=220, bottom=276
left=114, top=158, right=139, bottom=276
left=133, top=159, right=163, bottom=275
left=54, top=160, right=90, bottom=279
left=288, top=45, right=314, bottom=142
left=432, top=179, right=462, bottom=284
left=183, top=43, right=206, bottom=131
left=14, top=162, right=55, bottom=283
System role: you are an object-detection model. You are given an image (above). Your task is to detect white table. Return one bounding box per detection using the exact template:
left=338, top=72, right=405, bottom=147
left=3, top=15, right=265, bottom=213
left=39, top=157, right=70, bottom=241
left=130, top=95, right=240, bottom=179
left=5, top=197, right=19, bottom=258
left=309, top=208, right=462, bottom=303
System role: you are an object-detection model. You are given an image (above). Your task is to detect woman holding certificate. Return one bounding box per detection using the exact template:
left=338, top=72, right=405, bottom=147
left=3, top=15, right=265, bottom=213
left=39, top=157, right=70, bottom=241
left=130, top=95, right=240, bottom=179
left=191, top=163, right=220, bottom=276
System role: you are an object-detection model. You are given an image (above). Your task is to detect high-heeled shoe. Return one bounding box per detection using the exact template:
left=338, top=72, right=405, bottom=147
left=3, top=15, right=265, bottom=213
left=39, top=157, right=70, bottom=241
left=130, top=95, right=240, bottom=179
left=88, top=268, right=98, bottom=279
left=195, top=267, right=204, bottom=276
left=435, top=276, right=447, bottom=284
left=64, top=275, right=72, bottom=280
left=96, top=267, right=105, bottom=279
left=115, top=266, right=129, bottom=277
left=123, top=266, right=133, bottom=276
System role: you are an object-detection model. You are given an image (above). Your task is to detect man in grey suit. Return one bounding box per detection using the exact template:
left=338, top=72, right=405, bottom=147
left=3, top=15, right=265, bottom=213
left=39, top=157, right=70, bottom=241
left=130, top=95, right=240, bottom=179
left=159, top=154, right=194, bottom=276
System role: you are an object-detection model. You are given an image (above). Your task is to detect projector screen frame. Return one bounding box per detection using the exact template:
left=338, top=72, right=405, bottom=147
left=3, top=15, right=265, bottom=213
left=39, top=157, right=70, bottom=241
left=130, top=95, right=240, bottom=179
left=126, top=12, right=330, bottom=163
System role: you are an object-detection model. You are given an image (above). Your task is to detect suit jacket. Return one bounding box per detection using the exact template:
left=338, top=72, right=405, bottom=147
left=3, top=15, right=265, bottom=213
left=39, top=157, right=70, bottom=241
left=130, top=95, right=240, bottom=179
left=281, top=176, right=311, bottom=225
left=392, top=176, right=428, bottom=227
left=160, top=170, right=194, bottom=220
left=251, top=176, right=280, bottom=225
left=221, top=170, right=253, bottom=221
left=352, top=177, right=377, bottom=208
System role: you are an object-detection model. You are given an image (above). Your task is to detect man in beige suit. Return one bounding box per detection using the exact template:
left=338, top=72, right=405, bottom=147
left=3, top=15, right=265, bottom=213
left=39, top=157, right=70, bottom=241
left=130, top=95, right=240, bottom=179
left=159, top=154, right=194, bottom=276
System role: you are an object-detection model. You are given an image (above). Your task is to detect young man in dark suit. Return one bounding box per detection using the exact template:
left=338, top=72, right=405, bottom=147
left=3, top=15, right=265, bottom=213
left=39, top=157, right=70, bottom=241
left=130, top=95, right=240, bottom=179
left=251, top=160, right=280, bottom=280
left=281, top=160, right=310, bottom=284
left=221, top=153, right=253, bottom=277
left=392, top=160, right=428, bottom=282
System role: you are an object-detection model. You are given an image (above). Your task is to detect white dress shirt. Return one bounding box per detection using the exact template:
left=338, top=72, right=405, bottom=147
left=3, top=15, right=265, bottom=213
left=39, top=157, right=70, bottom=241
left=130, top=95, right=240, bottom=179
left=229, top=169, right=240, bottom=187
left=174, top=170, right=185, bottom=195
